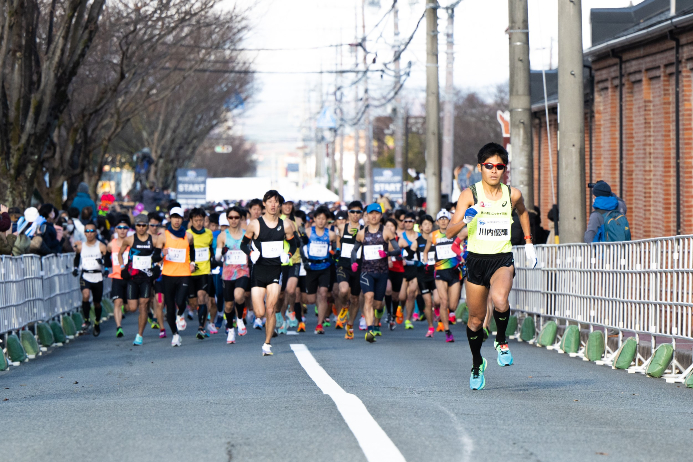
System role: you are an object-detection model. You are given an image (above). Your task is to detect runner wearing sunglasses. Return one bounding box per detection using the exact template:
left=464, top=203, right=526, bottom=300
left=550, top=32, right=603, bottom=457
left=147, top=212, right=167, bottom=338
left=447, top=142, right=537, bottom=390
left=398, top=212, right=421, bottom=331
left=108, top=216, right=131, bottom=338
left=215, top=206, right=250, bottom=344
left=416, top=215, right=437, bottom=337
left=117, top=213, right=157, bottom=345
left=73, top=222, right=108, bottom=336
left=334, top=201, right=363, bottom=340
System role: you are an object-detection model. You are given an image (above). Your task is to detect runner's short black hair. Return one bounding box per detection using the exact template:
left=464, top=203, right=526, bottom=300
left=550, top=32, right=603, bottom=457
left=147, top=212, right=162, bottom=223
left=313, top=207, right=330, bottom=219
left=405, top=211, right=417, bottom=220
left=115, top=214, right=131, bottom=227
left=263, top=190, right=284, bottom=205
left=228, top=206, right=244, bottom=217
left=394, top=209, right=406, bottom=220
left=209, top=212, right=220, bottom=225
left=189, top=207, right=206, bottom=220
left=347, top=200, right=363, bottom=210
left=420, top=214, right=434, bottom=226
left=477, top=142, right=509, bottom=165
left=248, top=199, right=264, bottom=210
left=294, top=210, right=307, bottom=221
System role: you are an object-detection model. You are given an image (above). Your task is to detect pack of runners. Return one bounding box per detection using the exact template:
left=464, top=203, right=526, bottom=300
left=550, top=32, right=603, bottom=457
left=73, top=143, right=536, bottom=390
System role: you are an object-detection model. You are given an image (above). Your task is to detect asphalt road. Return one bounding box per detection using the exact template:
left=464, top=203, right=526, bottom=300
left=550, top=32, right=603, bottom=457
left=2, top=310, right=692, bottom=462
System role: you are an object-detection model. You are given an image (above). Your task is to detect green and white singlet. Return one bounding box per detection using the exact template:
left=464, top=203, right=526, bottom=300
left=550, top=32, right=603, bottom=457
left=466, top=181, right=513, bottom=255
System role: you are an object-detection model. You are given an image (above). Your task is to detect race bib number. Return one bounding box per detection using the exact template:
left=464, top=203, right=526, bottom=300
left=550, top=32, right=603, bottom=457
left=299, top=262, right=307, bottom=276
left=341, top=242, right=362, bottom=258
left=309, top=242, right=328, bottom=258
left=436, top=245, right=456, bottom=260
left=428, top=252, right=436, bottom=266
left=82, top=257, right=100, bottom=271
left=132, top=255, right=151, bottom=270
left=363, top=245, right=382, bottom=261
left=195, top=247, right=210, bottom=262
left=261, top=241, right=283, bottom=258
left=226, top=250, right=246, bottom=265
left=113, top=252, right=127, bottom=265
left=166, top=248, right=186, bottom=263
left=476, top=216, right=511, bottom=241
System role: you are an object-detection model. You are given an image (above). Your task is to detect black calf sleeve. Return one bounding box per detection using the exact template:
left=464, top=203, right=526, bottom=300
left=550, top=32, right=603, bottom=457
left=94, top=303, right=102, bottom=324
left=198, top=304, right=208, bottom=328
left=467, top=326, right=484, bottom=367
left=493, top=309, right=509, bottom=344
left=82, top=301, right=91, bottom=319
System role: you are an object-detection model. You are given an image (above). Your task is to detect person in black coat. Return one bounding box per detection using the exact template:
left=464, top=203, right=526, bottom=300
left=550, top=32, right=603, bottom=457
left=38, top=204, right=63, bottom=254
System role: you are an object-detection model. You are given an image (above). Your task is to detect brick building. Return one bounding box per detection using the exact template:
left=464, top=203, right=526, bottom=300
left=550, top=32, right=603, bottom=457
left=531, top=0, right=693, bottom=240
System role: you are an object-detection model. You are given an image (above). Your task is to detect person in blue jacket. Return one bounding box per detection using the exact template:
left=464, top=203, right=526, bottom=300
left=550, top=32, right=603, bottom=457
left=71, top=182, right=97, bottom=221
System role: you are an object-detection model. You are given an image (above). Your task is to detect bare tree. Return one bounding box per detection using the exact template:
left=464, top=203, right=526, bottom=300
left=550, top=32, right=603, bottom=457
left=191, top=134, right=256, bottom=179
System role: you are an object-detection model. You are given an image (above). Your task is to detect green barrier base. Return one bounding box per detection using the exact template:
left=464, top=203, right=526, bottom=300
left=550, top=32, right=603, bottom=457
left=36, top=323, right=55, bottom=347
left=519, top=316, right=535, bottom=342
left=613, top=337, right=638, bottom=369
left=101, top=298, right=114, bottom=315
left=455, top=303, right=467, bottom=322
left=506, top=315, right=518, bottom=338
left=72, top=312, right=85, bottom=332
left=0, top=349, right=7, bottom=371
left=586, top=331, right=605, bottom=361
left=560, top=325, right=581, bottom=354
left=20, top=331, right=40, bottom=358
left=62, top=315, right=77, bottom=339
left=685, top=370, right=693, bottom=388
left=6, top=334, right=27, bottom=363
left=537, top=320, right=558, bottom=347
left=49, top=321, right=67, bottom=345
left=646, top=344, right=674, bottom=378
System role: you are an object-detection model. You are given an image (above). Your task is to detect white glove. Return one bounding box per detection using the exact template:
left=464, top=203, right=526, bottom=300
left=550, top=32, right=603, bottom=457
left=525, top=243, right=537, bottom=268
left=280, top=253, right=290, bottom=264
left=250, top=250, right=261, bottom=264
left=463, top=205, right=481, bottom=224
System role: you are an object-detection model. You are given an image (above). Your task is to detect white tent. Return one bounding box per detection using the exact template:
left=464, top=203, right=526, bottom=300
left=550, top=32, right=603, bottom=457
left=296, top=184, right=339, bottom=203
left=206, top=177, right=272, bottom=202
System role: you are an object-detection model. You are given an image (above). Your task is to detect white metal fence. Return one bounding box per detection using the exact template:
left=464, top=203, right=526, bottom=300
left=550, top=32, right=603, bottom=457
left=0, top=253, right=111, bottom=336
left=510, top=236, right=693, bottom=383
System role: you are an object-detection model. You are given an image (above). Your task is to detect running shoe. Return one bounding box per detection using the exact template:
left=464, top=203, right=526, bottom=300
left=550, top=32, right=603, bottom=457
left=262, top=343, right=273, bottom=356
left=176, top=315, right=187, bottom=331
left=389, top=318, right=396, bottom=330
left=214, top=313, right=224, bottom=329
left=253, top=318, right=263, bottom=330
left=425, top=327, right=435, bottom=338
left=315, top=324, right=325, bottom=335
left=374, top=325, right=382, bottom=336
left=494, top=341, right=514, bottom=367
left=186, top=308, right=194, bottom=320
left=404, top=320, right=414, bottom=330
left=345, top=326, right=354, bottom=340
left=323, top=318, right=331, bottom=328
left=237, top=319, right=247, bottom=336
left=449, top=313, right=456, bottom=325
left=208, top=323, right=219, bottom=335
left=412, top=312, right=420, bottom=322
left=445, top=330, right=454, bottom=343
left=171, top=334, right=181, bottom=347
left=470, top=358, right=487, bottom=390
left=82, top=320, right=91, bottom=331
left=332, top=304, right=338, bottom=316
left=133, top=334, right=143, bottom=346
left=150, top=319, right=160, bottom=330
left=335, top=319, right=344, bottom=329
left=359, top=316, right=367, bottom=331
left=297, top=322, right=306, bottom=333
left=395, top=306, right=404, bottom=324
left=365, top=330, right=376, bottom=343
left=93, top=322, right=100, bottom=337
left=275, top=312, right=285, bottom=330
left=272, top=329, right=278, bottom=338
left=337, top=307, right=348, bottom=324
left=196, top=328, right=206, bottom=340
left=116, top=326, right=124, bottom=338
left=278, top=320, right=288, bottom=335
left=227, top=328, right=236, bottom=344
left=433, top=307, right=440, bottom=319
left=159, top=328, right=167, bottom=339
left=436, top=321, right=445, bottom=332
left=288, top=311, right=298, bottom=328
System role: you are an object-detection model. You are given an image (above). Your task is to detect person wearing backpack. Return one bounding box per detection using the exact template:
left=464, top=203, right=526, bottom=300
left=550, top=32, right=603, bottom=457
left=584, top=180, right=631, bottom=243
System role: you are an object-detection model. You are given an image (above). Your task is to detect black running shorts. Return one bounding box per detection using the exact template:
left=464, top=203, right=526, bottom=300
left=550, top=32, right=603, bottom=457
left=403, top=265, right=418, bottom=282
left=465, top=252, right=515, bottom=289
left=281, top=265, right=299, bottom=291
left=417, top=277, right=436, bottom=295
left=127, top=278, right=152, bottom=300
left=305, top=267, right=331, bottom=295
left=252, top=265, right=282, bottom=289
left=360, top=272, right=388, bottom=302
left=110, top=278, right=127, bottom=301
left=388, top=270, right=404, bottom=293
left=188, top=274, right=210, bottom=298
left=434, top=267, right=461, bottom=286
left=223, top=277, right=249, bottom=300
left=336, top=265, right=361, bottom=296
left=80, top=277, right=104, bottom=302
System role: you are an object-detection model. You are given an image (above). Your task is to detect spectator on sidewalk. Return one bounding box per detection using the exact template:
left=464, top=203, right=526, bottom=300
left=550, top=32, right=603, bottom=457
left=142, top=182, right=164, bottom=213
left=8, top=207, right=21, bottom=232
left=71, top=182, right=97, bottom=221
left=584, top=180, right=629, bottom=243
left=0, top=204, right=10, bottom=233
left=38, top=204, right=62, bottom=254
left=0, top=204, right=14, bottom=255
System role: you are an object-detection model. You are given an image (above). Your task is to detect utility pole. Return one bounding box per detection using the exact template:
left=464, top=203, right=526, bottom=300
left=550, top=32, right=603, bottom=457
left=316, top=67, right=324, bottom=183
left=425, top=0, right=441, bottom=215
left=442, top=3, right=461, bottom=200
left=353, top=5, right=361, bottom=201
left=393, top=0, right=404, bottom=198
left=338, top=33, right=345, bottom=201
left=557, top=0, right=586, bottom=243
left=363, top=0, right=374, bottom=204
left=508, top=0, right=533, bottom=209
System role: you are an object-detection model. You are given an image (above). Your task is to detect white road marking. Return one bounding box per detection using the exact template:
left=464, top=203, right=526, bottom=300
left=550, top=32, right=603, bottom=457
left=290, top=344, right=406, bottom=462
left=437, top=404, right=474, bottom=462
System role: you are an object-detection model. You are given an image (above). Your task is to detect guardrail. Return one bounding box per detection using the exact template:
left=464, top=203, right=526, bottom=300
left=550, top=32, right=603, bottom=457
left=510, top=236, right=693, bottom=385
left=0, top=253, right=112, bottom=337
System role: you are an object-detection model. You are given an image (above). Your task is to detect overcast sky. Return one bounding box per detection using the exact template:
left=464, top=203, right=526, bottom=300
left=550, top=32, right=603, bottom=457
left=224, top=0, right=642, bottom=148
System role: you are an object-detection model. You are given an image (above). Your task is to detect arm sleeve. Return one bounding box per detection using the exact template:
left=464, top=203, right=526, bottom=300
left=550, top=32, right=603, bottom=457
left=351, top=240, right=362, bottom=265
left=189, top=242, right=196, bottom=262
left=152, top=248, right=163, bottom=263
left=104, top=251, right=112, bottom=268
left=583, top=212, right=602, bottom=243
left=73, top=252, right=80, bottom=268
left=387, top=238, right=401, bottom=257
left=215, top=246, right=223, bottom=261
left=286, top=235, right=297, bottom=256
left=240, top=235, right=252, bottom=256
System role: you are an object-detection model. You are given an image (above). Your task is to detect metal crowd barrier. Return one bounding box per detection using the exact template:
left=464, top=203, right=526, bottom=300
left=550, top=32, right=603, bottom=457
left=0, top=253, right=111, bottom=337
left=510, top=235, right=693, bottom=384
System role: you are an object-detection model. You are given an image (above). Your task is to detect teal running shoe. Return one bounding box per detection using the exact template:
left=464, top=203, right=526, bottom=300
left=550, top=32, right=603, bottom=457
left=494, top=341, right=514, bottom=366
left=133, top=334, right=143, bottom=346
left=278, top=319, right=288, bottom=335
left=470, top=358, right=487, bottom=390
